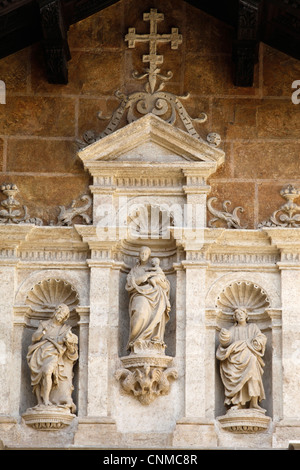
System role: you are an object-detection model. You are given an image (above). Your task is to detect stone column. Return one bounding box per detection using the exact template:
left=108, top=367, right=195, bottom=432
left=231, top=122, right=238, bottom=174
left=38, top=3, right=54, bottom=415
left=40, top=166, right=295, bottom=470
left=0, top=225, right=33, bottom=416
left=279, top=262, right=300, bottom=419
left=10, top=306, right=31, bottom=416
left=266, top=228, right=300, bottom=421
left=173, top=261, right=185, bottom=379
left=205, top=308, right=219, bottom=420
left=0, top=261, right=21, bottom=415
left=73, top=226, right=120, bottom=446
left=266, top=308, right=283, bottom=421
left=182, top=253, right=208, bottom=418
left=76, top=306, right=90, bottom=417
left=87, top=255, right=113, bottom=417
left=74, top=226, right=116, bottom=417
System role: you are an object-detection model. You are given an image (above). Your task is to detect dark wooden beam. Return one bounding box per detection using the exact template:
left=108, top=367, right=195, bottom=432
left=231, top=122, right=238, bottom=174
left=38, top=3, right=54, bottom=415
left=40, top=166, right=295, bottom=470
left=0, top=0, right=299, bottom=87
left=39, top=0, right=71, bottom=84
left=0, top=2, right=41, bottom=59
left=232, top=0, right=262, bottom=87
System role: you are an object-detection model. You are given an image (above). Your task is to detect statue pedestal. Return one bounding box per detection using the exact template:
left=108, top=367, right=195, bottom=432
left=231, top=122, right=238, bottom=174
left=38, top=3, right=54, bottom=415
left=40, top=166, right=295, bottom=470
left=217, top=408, right=271, bottom=433
left=22, top=405, right=76, bottom=430
left=116, top=350, right=178, bottom=405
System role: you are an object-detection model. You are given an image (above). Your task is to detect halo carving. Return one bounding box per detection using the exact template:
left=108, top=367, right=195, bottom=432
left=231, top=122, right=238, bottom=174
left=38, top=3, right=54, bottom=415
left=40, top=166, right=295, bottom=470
left=216, top=281, right=270, bottom=314
left=25, top=278, right=79, bottom=312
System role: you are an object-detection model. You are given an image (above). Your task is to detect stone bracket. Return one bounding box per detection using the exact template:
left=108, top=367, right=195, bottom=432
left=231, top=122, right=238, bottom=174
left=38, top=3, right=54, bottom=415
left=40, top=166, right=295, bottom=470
left=115, top=354, right=178, bottom=405
left=22, top=405, right=76, bottom=430
left=217, top=408, right=271, bottom=433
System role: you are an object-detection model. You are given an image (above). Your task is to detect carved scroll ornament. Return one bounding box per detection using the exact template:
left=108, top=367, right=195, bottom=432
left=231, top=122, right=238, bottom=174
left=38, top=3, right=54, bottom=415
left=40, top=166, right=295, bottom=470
left=0, top=184, right=43, bottom=225
left=0, top=183, right=92, bottom=227
left=207, top=197, right=247, bottom=229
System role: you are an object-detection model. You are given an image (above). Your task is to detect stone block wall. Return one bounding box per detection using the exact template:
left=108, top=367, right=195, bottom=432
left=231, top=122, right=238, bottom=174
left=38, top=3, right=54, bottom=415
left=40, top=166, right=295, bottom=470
left=0, top=0, right=299, bottom=228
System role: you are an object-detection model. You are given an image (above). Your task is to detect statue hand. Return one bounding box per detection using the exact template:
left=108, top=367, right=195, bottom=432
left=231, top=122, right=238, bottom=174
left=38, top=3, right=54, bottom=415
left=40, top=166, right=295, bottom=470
left=219, top=328, right=230, bottom=345
left=251, top=338, right=260, bottom=350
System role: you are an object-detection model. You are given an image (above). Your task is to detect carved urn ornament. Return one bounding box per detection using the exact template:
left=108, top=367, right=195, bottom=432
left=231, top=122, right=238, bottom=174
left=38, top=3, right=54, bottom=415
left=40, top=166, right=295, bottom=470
left=116, top=246, right=177, bottom=405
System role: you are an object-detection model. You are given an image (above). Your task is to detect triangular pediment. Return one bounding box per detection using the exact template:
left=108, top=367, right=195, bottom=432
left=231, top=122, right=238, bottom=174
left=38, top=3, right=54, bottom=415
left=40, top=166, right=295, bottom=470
left=78, top=114, right=225, bottom=170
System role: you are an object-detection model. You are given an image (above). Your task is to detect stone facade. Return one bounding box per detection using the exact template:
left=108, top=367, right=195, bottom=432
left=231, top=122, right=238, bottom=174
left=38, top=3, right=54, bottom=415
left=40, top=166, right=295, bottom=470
left=0, top=0, right=300, bottom=450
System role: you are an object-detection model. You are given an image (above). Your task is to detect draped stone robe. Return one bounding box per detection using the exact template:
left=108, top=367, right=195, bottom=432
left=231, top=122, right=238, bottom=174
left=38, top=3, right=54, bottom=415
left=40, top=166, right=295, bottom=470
left=125, top=262, right=171, bottom=351
left=27, top=318, right=78, bottom=411
left=216, top=323, right=267, bottom=407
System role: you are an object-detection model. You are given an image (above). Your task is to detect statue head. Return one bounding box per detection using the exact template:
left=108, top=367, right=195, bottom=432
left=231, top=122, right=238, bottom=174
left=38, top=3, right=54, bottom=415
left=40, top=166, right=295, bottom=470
left=233, top=307, right=249, bottom=325
left=54, top=303, right=70, bottom=323
left=139, top=246, right=151, bottom=264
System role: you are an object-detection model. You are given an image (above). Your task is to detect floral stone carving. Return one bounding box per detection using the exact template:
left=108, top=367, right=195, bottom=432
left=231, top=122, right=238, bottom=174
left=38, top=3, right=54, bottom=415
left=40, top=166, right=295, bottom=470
left=55, top=194, right=92, bottom=226
left=216, top=307, right=270, bottom=433
left=207, top=197, right=247, bottom=229
left=0, top=183, right=43, bottom=225
left=258, top=184, right=300, bottom=228
left=116, top=246, right=177, bottom=404
left=22, top=304, right=78, bottom=430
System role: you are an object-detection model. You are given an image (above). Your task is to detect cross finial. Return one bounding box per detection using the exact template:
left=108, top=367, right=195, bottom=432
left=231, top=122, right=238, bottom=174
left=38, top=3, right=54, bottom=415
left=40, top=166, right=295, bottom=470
left=125, top=8, right=182, bottom=93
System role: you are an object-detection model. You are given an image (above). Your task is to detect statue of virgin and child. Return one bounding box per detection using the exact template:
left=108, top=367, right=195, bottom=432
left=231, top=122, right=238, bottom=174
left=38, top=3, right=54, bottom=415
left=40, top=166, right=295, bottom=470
left=125, top=246, right=171, bottom=354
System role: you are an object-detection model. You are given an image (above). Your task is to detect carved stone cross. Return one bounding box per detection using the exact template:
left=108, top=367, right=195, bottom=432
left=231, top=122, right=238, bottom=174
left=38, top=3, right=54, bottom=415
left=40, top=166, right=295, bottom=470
left=125, top=8, right=182, bottom=93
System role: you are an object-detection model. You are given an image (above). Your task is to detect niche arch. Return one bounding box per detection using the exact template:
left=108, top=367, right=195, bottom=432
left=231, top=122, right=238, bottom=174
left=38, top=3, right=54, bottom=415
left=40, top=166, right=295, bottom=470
left=206, top=272, right=280, bottom=421
left=206, top=271, right=280, bottom=312
left=16, top=272, right=82, bottom=415
left=15, top=269, right=88, bottom=308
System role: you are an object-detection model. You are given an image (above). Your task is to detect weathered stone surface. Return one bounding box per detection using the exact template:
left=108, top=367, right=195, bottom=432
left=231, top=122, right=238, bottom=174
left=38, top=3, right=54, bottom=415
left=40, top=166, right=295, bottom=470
left=257, top=100, right=300, bottom=139
left=233, top=141, right=300, bottom=179
left=0, top=49, right=29, bottom=94
left=0, top=96, right=76, bottom=136
left=262, top=45, right=300, bottom=97
left=7, top=139, right=83, bottom=174
left=0, top=0, right=299, bottom=452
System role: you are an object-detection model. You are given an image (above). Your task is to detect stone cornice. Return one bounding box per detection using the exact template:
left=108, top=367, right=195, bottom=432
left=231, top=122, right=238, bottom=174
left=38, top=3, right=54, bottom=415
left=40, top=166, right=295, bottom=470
left=262, top=227, right=300, bottom=252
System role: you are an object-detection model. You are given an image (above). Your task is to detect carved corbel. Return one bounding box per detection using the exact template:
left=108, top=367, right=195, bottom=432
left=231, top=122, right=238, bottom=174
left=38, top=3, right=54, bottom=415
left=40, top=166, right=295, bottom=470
left=38, top=0, right=71, bottom=84
left=232, top=0, right=262, bottom=87
left=116, top=356, right=178, bottom=406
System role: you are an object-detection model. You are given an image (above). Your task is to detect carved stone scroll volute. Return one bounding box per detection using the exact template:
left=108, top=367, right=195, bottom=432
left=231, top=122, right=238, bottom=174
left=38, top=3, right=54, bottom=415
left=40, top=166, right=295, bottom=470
left=116, top=356, right=178, bottom=406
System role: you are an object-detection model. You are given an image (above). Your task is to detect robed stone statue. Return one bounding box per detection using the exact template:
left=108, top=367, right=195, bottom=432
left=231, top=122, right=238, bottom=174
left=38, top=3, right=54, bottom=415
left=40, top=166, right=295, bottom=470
left=216, top=307, right=267, bottom=411
left=125, top=246, right=171, bottom=354
left=27, top=303, right=78, bottom=413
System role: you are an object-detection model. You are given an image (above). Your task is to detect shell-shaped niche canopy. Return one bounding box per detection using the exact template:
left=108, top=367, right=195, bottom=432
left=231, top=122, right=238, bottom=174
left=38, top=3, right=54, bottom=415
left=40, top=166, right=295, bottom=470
left=25, top=278, right=79, bottom=312
left=216, top=281, right=270, bottom=314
